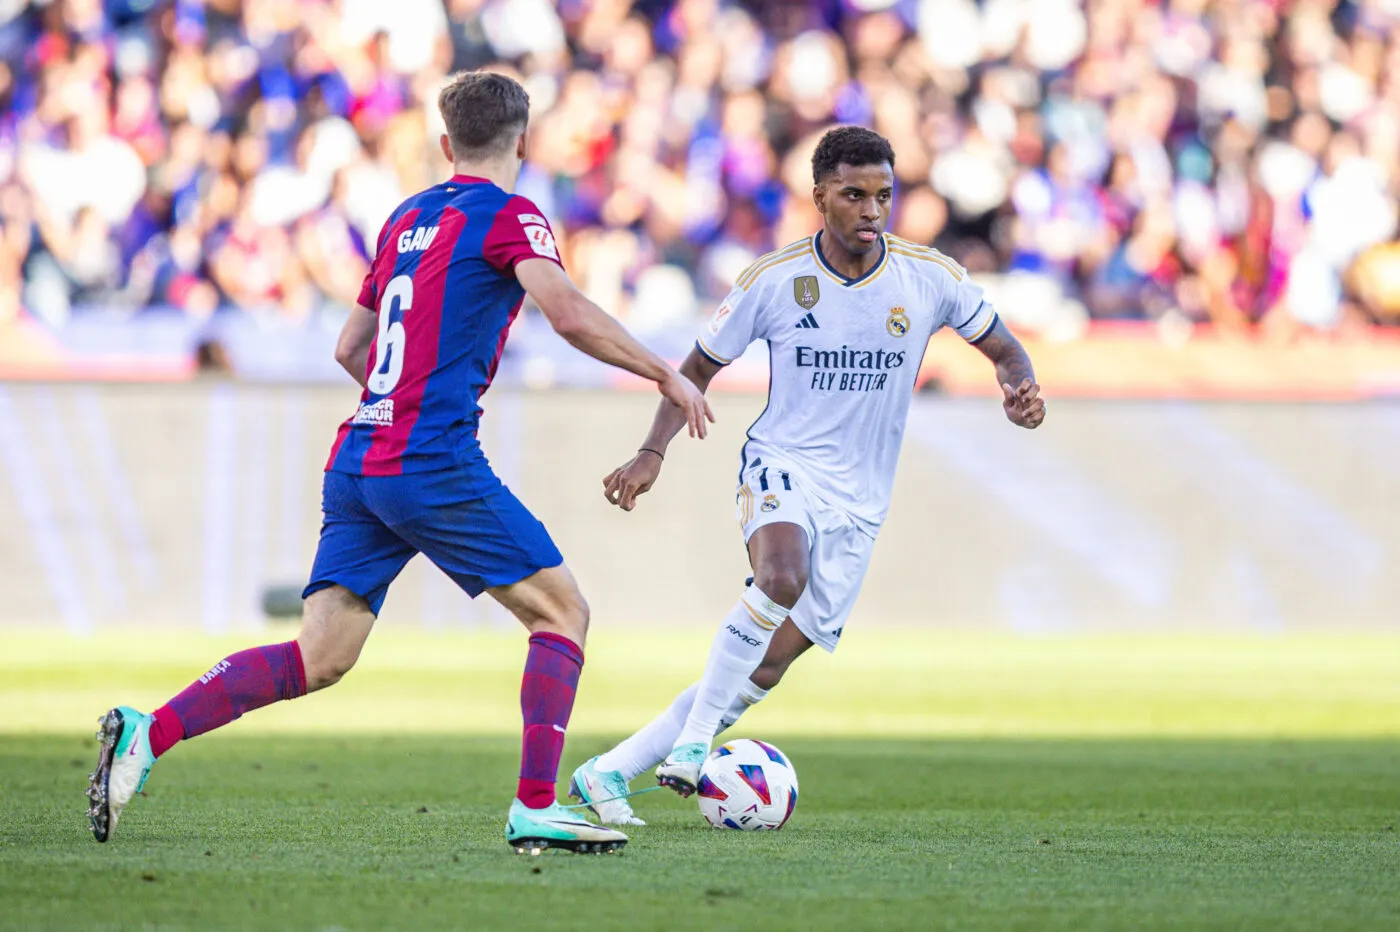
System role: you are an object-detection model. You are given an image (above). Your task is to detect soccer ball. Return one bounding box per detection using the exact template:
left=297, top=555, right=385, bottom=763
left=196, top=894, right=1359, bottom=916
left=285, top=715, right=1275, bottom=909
left=696, top=739, right=798, bottom=830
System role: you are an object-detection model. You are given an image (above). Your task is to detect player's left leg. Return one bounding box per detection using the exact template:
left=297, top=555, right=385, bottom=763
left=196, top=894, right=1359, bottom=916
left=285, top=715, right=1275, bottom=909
left=746, top=618, right=817, bottom=691
left=88, top=473, right=413, bottom=843
left=651, top=461, right=817, bottom=796
left=656, top=521, right=809, bottom=794
left=591, top=550, right=858, bottom=813
left=87, top=587, right=385, bottom=843
left=656, top=487, right=873, bottom=795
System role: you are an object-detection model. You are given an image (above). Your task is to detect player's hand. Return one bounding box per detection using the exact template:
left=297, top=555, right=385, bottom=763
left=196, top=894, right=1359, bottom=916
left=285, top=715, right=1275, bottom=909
left=1002, top=379, right=1046, bottom=429
left=659, top=370, right=715, bottom=439
left=603, top=452, right=664, bottom=511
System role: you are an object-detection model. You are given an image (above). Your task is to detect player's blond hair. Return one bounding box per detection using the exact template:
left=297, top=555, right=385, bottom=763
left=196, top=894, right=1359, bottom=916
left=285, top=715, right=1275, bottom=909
left=438, top=71, right=530, bottom=159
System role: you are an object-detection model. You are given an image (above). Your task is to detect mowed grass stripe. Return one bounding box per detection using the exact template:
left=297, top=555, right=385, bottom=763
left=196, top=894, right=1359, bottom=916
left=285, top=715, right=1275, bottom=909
left=2, top=734, right=1398, bottom=930
left=3, top=631, right=1398, bottom=737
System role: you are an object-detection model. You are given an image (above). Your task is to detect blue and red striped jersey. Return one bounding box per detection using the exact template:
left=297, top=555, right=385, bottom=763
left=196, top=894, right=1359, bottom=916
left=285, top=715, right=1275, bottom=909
left=325, top=175, right=562, bottom=477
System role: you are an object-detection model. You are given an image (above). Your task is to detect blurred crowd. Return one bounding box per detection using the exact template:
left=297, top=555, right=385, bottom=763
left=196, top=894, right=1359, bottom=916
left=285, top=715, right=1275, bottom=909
left=2, top=0, right=1400, bottom=340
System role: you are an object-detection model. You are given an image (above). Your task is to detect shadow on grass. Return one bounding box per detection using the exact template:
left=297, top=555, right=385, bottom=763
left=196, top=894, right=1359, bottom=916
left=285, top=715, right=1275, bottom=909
left=3, top=735, right=1398, bottom=931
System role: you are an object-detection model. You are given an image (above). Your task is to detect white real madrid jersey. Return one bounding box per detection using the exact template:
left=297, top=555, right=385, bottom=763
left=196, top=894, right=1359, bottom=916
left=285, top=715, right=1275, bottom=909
left=697, top=232, right=998, bottom=532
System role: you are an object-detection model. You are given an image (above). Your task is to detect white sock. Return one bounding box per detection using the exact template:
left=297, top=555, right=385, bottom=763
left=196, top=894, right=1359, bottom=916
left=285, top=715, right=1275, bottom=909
left=594, top=679, right=770, bottom=781
left=719, top=679, right=770, bottom=733
left=673, top=585, right=788, bottom=751
left=595, top=683, right=698, bottom=782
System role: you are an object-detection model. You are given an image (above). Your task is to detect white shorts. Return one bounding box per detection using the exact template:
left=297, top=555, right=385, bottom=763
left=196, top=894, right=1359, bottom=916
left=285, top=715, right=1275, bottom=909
left=735, top=461, right=876, bottom=653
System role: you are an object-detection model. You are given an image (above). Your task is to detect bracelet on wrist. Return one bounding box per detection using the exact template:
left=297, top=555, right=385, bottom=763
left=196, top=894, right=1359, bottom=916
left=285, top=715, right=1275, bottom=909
left=638, top=447, right=664, bottom=461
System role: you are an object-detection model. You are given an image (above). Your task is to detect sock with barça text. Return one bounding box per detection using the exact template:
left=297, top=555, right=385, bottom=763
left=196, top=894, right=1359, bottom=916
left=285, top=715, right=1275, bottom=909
left=517, top=632, right=584, bottom=809
left=151, top=641, right=307, bottom=757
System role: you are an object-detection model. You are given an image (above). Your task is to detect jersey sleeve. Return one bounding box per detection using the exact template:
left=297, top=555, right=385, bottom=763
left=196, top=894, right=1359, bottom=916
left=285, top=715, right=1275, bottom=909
left=482, top=196, right=565, bottom=275
left=696, top=282, right=764, bottom=366
left=357, top=270, right=378, bottom=310
left=946, top=275, right=999, bottom=345
left=357, top=210, right=403, bottom=309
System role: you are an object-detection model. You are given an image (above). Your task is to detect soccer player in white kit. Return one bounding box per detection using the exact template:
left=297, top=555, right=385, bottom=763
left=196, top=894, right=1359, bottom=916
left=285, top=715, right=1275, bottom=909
left=570, top=127, right=1046, bottom=824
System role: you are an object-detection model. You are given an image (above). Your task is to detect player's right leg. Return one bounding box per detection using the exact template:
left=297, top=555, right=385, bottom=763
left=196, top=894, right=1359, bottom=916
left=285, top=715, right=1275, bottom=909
left=573, top=680, right=756, bottom=824
left=374, top=473, right=626, bottom=854
left=578, top=619, right=815, bottom=822
left=488, top=565, right=628, bottom=854
left=88, top=472, right=413, bottom=843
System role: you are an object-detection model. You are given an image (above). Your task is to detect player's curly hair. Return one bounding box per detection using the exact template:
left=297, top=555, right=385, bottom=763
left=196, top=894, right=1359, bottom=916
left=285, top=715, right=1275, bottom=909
left=438, top=71, right=530, bottom=159
left=811, top=126, right=896, bottom=184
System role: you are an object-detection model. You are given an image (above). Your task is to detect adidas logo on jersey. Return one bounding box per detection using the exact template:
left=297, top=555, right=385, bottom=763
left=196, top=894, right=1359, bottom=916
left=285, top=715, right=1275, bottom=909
left=795, top=313, right=820, bottom=329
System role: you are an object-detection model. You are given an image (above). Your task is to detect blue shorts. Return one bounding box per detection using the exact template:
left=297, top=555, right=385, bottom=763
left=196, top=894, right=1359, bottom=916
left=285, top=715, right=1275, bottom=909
left=303, top=469, right=564, bottom=615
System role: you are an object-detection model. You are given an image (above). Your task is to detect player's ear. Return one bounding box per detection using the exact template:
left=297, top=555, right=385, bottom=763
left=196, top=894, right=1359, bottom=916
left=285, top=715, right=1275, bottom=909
left=812, top=182, right=826, bottom=215
left=439, top=133, right=454, bottom=164
left=516, top=127, right=527, bottom=161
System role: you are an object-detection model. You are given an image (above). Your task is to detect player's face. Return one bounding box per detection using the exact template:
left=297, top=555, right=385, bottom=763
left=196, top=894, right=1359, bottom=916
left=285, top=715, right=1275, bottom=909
left=814, top=162, right=894, bottom=257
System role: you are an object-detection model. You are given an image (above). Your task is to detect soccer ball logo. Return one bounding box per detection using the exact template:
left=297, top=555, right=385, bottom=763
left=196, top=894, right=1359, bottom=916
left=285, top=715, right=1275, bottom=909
left=696, top=739, right=799, bottom=831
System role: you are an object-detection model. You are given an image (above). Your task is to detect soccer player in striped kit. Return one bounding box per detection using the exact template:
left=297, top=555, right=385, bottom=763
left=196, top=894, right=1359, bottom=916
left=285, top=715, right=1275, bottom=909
left=86, top=72, right=712, bottom=855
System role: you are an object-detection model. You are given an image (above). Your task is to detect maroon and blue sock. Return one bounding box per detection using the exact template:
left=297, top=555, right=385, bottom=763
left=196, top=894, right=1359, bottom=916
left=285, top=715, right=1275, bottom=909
left=148, top=640, right=307, bottom=758
left=517, top=632, right=584, bottom=809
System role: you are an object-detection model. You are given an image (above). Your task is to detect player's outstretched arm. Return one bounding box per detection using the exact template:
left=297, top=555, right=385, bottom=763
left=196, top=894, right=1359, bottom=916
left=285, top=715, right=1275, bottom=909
left=972, top=318, right=1046, bottom=429
left=516, top=258, right=715, bottom=439
left=603, top=347, right=725, bottom=511
left=334, top=304, right=378, bottom=390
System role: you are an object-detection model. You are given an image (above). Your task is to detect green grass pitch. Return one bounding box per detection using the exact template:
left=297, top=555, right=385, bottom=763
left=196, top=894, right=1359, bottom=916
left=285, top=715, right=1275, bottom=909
left=2, top=631, right=1398, bottom=930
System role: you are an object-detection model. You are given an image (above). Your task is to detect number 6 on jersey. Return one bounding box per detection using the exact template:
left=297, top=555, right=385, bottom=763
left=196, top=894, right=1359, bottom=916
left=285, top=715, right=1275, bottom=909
left=369, top=274, right=412, bottom=395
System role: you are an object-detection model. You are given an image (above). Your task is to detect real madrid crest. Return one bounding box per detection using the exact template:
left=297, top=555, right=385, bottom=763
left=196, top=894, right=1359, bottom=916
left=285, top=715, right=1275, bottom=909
left=761, top=493, right=780, bottom=512
left=886, top=306, right=910, bottom=338
left=794, top=276, right=820, bottom=310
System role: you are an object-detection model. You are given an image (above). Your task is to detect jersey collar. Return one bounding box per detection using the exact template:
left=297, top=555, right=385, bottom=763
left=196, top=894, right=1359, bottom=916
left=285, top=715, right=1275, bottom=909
left=811, top=231, right=888, bottom=288
left=449, top=174, right=494, bottom=185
